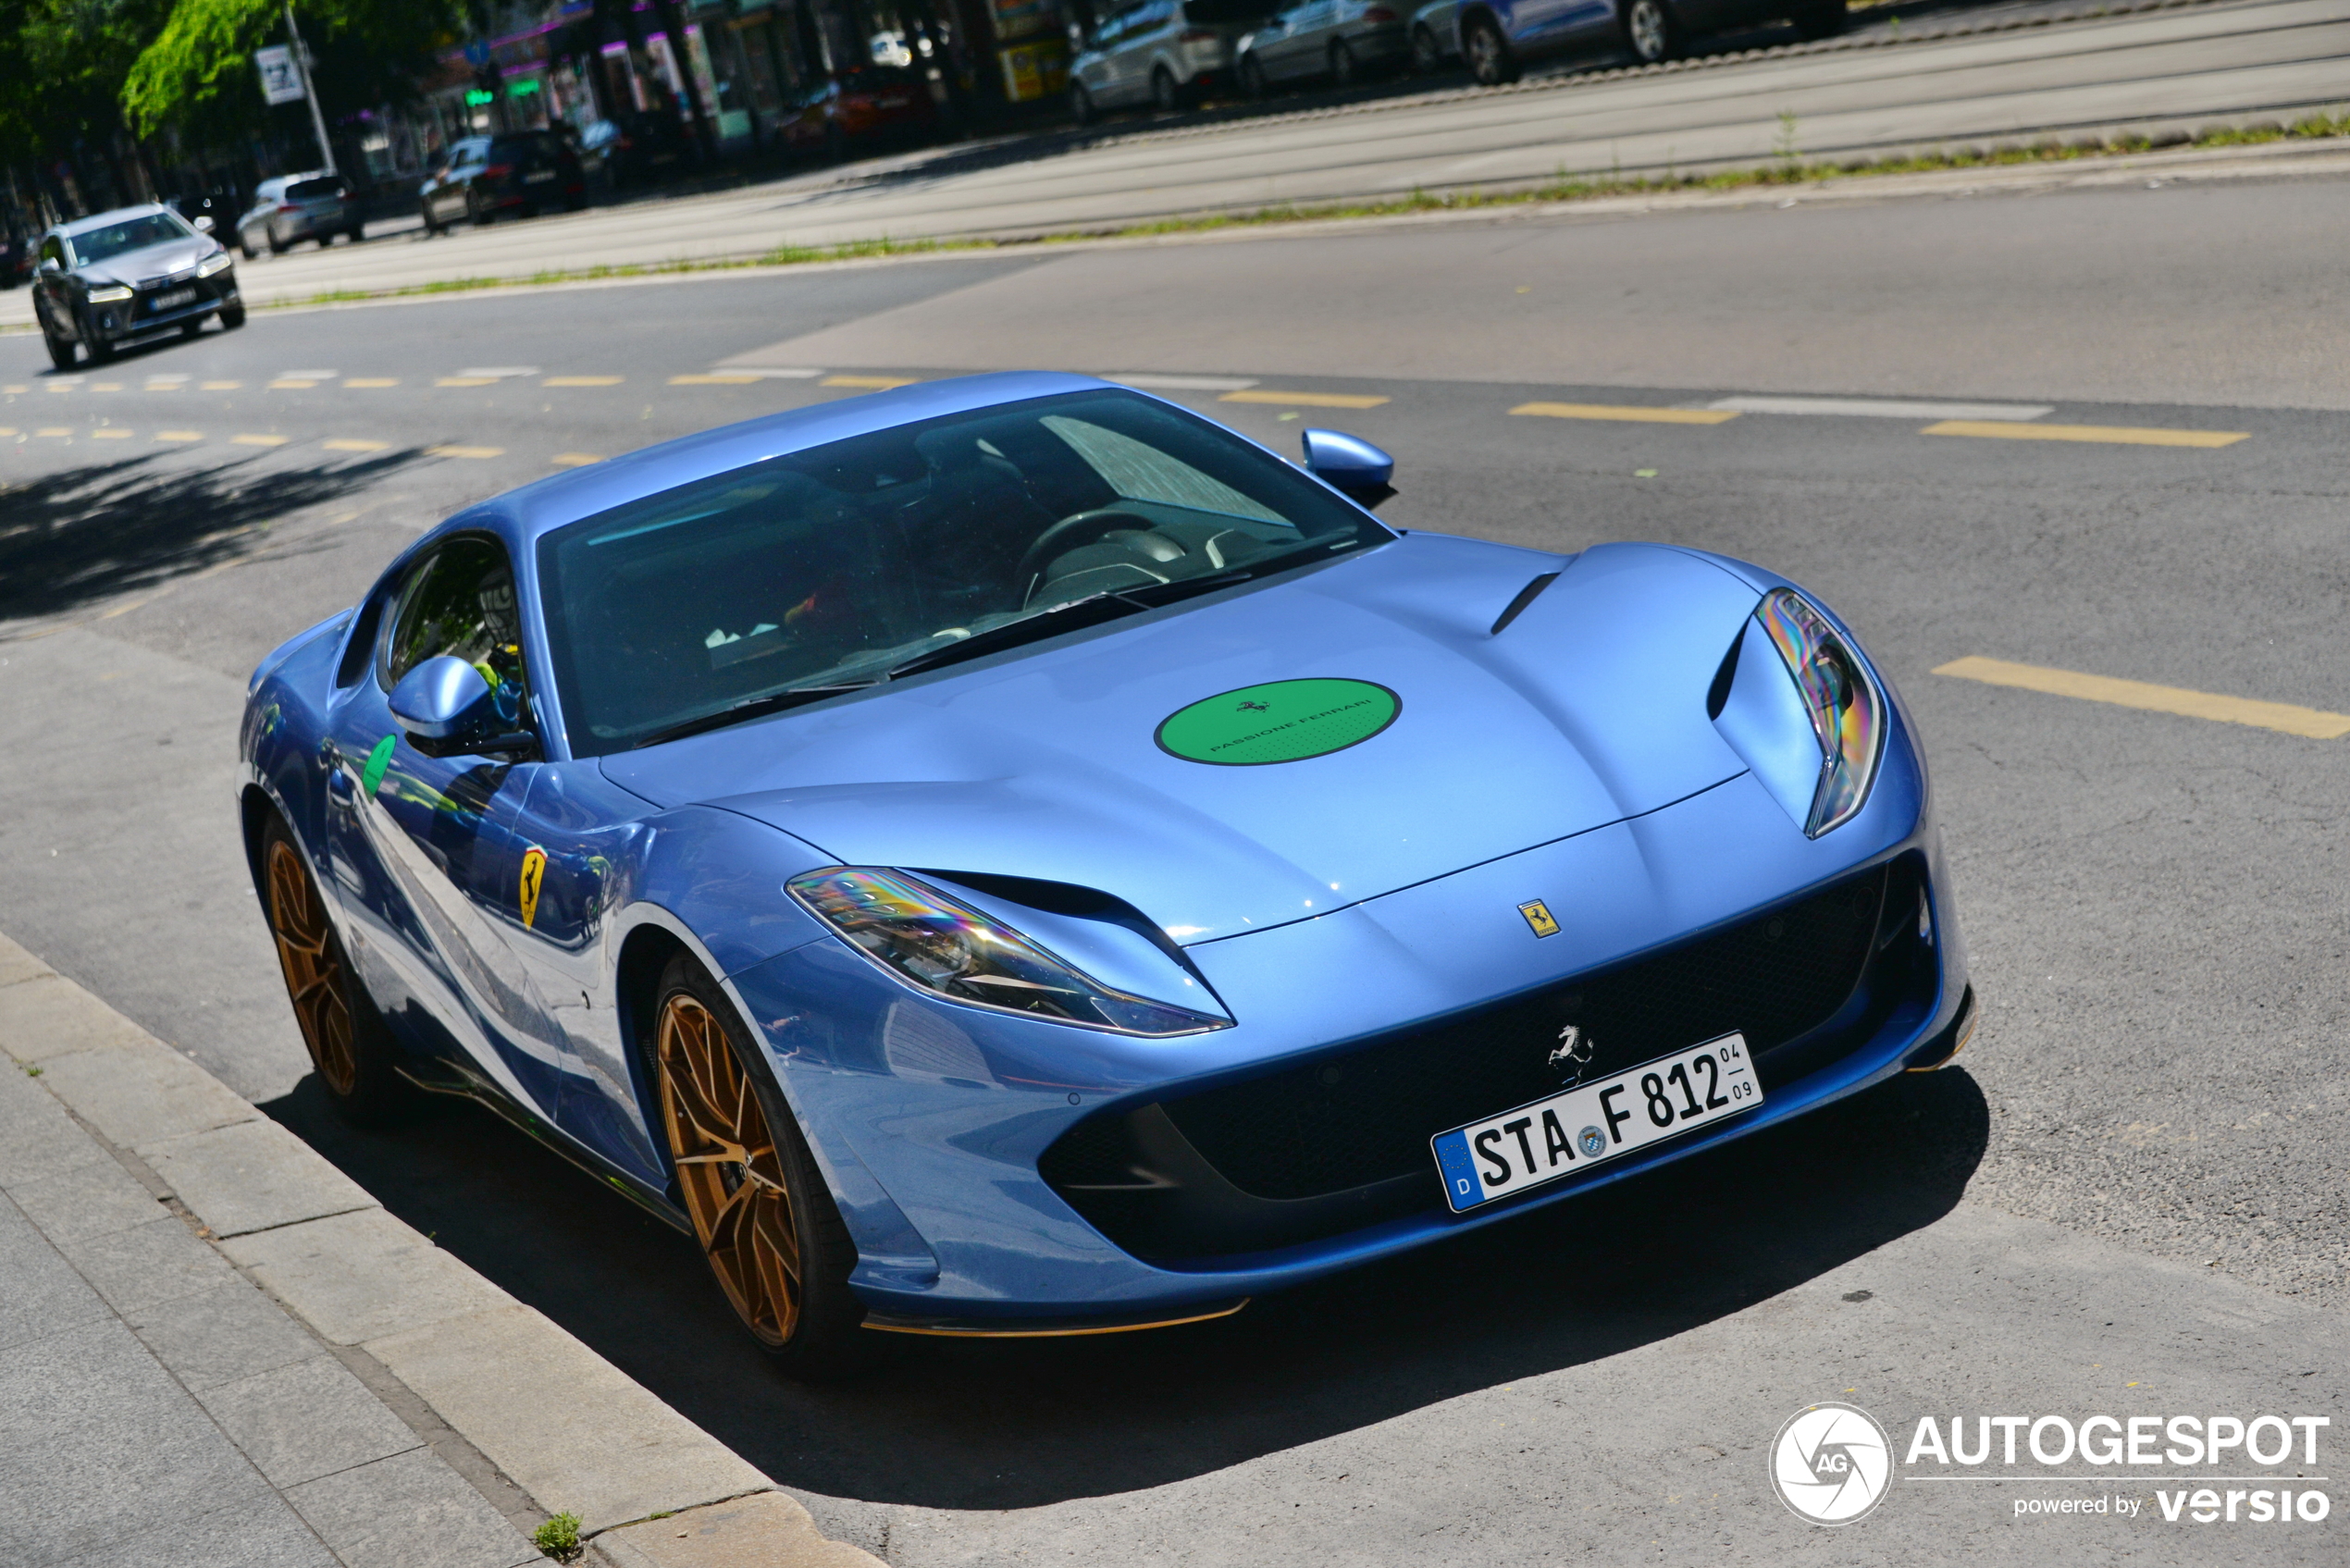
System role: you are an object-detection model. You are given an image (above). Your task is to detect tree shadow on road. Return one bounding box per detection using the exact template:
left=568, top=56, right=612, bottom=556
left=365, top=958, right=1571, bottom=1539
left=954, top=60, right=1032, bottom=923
left=0, top=450, right=422, bottom=625
left=267, top=1060, right=1986, bottom=1511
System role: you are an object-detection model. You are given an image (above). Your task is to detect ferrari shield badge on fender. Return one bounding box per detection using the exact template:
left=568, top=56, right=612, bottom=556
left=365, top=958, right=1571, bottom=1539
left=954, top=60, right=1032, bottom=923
left=518, top=846, right=548, bottom=931
left=360, top=734, right=396, bottom=797
left=1517, top=899, right=1560, bottom=938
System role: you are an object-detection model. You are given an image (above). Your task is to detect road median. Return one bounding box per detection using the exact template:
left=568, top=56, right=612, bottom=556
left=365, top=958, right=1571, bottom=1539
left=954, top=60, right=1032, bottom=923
left=0, top=931, right=877, bottom=1568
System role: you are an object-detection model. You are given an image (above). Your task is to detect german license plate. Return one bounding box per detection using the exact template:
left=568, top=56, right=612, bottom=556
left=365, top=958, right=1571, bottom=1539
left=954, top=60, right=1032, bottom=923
left=1432, top=1033, right=1762, bottom=1212
left=524, top=169, right=556, bottom=183
left=150, top=289, right=196, bottom=311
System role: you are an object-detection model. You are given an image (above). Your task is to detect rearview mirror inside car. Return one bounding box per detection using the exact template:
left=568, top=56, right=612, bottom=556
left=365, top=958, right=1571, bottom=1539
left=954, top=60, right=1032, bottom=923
left=1302, top=427, right=1397, bottom=509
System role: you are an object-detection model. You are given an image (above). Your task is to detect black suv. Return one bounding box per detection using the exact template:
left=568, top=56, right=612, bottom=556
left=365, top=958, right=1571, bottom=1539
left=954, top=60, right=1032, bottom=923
left=418, top=131, right=587, bottom=231
left=31, top=204, right=244, bottom=369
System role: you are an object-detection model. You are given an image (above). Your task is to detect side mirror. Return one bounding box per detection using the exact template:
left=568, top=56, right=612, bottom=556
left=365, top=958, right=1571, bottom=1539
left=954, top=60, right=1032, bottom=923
left=1302, top=427, right=1396, bottom=509
left=387, top=655, right=538, bottom=759
left=192, top=215, right=215, bottom=233
left=38, top=256, right=59, bottom=274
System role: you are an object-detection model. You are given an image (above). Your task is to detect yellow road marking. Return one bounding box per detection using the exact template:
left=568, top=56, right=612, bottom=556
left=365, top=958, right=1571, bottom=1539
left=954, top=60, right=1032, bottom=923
left=1512, top=401, right=1739, bottom=425
left=35, top=427, right=71, bottom=437
left=323, top=438, right=389, bottom=452
left=820, top=374, right=918, bottom=389
left=156, top=431, right=203, bottom=442
left=550, top=452, right=602, bottom=467
left=2, top=384, right=26, bottom=394
left=91, top=382, right=123, bottom=391
left=671, top=373, right=761, bottom=385
left=232, top=433, right=289, bottom=447
left=545, top=376, right=622, bottom=387
left=99, top=599, right=145, bottom=620
left=92, top=428, right=130, bottom=439
left=200, top=380, right=241, bottom=390
left=343, top=377, right=399, bottom=389
left=145, top=381, right=182, bottom=391
left=0, top=426, right=13, bottom=436
left=269, top=379, right=319, bottom=390
left=427, top=444, right=503, bottom=459
left=1936, top=656, right=2350, bottom=739
left=1922, top=420, right=2248, bottom=448
left=436, top=376, right=500, bottom=388
left=1220, top=389, right=1390, bottom=409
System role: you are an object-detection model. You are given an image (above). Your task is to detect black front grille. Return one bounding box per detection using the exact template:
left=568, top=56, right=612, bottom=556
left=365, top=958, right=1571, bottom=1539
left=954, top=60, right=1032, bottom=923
left=1156, top=863, right=1890, bottom=1202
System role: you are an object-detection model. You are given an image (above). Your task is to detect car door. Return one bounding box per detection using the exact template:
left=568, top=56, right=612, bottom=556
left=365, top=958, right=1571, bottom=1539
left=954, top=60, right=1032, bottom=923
left=31, top=235, right=69, bottom=339
left=1263, top=0, right=1330, bottom=78
left=320, top=536, right=569, bottom=1114
left=1083, top=9, right=1132, bottom=101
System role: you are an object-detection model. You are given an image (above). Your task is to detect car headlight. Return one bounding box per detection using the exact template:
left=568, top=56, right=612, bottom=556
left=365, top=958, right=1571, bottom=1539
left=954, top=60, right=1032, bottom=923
left=1711, top=587, right=1885, bottom=837
left=788, top=868, right=1230, bottom=1037
left=87, top=285, right=132, bottom=302
left=197, top=253, right=233, bottom=278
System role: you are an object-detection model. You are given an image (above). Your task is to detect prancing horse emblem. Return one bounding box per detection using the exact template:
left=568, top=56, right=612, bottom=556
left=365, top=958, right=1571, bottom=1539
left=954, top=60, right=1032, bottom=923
left=1237, top=699, right=1269, bottom=711
left=1548, top=1022, right=1594, bottom=1083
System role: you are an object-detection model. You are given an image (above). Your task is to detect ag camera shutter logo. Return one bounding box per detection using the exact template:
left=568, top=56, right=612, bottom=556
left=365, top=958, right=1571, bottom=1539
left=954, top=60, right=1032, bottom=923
left=1771, top=1402, right=1894, bottom=1525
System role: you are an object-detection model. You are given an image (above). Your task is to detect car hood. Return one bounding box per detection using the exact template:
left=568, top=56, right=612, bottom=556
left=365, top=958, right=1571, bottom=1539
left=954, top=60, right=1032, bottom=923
left=599, top=537, right=1765, bottom=945
left=80, top=237, right=215, bottom=287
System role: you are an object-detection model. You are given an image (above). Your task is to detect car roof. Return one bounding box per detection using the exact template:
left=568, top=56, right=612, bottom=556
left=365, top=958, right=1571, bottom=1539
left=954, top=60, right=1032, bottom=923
left=56, top=203, right=171, bottom=235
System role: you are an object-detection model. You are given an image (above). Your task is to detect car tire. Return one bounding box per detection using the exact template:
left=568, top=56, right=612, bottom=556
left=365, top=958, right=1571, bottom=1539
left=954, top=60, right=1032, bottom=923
left=1462, top=14, right=1518, bottom=84
left=1330, top=38, right=1359, bottom=86
left=1151, top=67, right=1181, bottom=113
left=267, top=230, right=286, bottom=255
left=260, top=816, right=416, bottom=1129
left=81, top=315, right=115, bottom=365
left=649, top=952, right=879, bottom=1379
left=348, top=221, right=365, bottom=243
left=180, top=318, right=204, bottom=339
left=1069, top=81, right=1096, bottom=126
left=240, top=232, right=260, bottom=260
left=43, top=330, right=74, bottom=370
left=1622, top=0, right=1678, bottom=63
left=1791, top=0, right=1847, bottom=37
left=1240, top=53, right=1269, bottom=98
left=1410, top=24, right=1444, bottom=73
left=421, top=204, right=442, bottom=237
left=218, top=302, right=246, bottom=329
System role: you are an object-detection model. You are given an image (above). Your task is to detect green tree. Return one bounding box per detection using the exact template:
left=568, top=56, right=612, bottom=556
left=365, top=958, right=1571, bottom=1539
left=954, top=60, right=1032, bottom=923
left=122, top=0, right=461, bottom=140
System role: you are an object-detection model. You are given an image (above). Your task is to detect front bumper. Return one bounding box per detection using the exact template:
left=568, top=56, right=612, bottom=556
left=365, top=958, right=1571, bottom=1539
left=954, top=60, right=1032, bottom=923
left=730, top=705, right=1970, bottom=1327
left=87, top=278, right=237, bottom=340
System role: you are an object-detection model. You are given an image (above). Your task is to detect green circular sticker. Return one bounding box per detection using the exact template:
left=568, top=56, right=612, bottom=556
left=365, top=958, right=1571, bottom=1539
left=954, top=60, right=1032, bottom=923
left=1156, top=678, right=1401, bottom=766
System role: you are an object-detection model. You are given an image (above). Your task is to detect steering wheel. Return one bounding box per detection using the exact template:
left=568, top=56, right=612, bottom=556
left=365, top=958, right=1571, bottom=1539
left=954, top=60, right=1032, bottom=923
left=1013, top=509, right=1164, bottom=601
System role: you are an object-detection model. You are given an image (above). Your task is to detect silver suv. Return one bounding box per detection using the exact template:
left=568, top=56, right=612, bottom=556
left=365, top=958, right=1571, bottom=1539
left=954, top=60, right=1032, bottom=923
left=233, top=173, right=364, bottom=256
left=1070, top=0, right=1278, bottom=121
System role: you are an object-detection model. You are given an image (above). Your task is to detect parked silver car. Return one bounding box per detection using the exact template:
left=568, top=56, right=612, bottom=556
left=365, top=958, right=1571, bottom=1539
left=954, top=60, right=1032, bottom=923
left=1408, top=0, right=1461, bottom=68
left=1070, top=0, right=1277, bottom=120
left=233, top=173, right=364, bottom=257
left=1238, top=0, right=1412, bottom=93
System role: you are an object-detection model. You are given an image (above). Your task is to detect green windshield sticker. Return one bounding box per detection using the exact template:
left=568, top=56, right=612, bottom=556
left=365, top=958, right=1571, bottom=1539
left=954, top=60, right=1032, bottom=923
left=1156, top=678, right=1401, bottom=766
left=361, top=735, right=397, bottom=796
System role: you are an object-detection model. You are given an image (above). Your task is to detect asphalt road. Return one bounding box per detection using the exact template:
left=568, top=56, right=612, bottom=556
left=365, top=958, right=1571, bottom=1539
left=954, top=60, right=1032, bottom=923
left=1, top=171, right=2343, bottom=1563
left=5, top=0, right=2344, bottom=330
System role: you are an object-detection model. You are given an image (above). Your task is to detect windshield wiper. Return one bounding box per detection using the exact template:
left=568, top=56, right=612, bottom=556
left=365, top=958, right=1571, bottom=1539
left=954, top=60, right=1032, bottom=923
left=632, top=682, right=877, bottom=748
left=869, top=590, right=1155, bottom=683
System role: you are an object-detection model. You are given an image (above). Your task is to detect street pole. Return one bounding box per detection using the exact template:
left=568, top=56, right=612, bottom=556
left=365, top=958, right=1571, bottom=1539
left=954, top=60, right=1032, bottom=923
left=284, top=4, right=336, bottom=176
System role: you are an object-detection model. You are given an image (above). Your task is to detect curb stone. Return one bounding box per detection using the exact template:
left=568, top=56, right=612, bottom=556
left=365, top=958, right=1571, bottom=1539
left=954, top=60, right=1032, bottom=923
left=0, top=931, right=882, bottom=1568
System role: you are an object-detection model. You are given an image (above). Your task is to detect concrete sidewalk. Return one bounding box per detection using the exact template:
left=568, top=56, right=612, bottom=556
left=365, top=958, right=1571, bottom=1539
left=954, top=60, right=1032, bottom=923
left=0, top=934, right=879, bottom=1568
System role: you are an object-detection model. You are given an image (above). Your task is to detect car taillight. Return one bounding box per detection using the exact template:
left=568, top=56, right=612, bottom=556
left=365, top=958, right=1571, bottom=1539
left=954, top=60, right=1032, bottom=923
left=1362, top=6, right=1398, bottom=19
left=278, top=203, right=300, bottom=212
left=483, top=163, right=514, bottom=179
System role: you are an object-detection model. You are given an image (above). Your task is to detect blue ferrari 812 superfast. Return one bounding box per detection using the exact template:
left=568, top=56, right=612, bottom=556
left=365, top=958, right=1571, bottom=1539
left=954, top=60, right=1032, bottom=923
left=240, top=372, right=1973, bottom=1375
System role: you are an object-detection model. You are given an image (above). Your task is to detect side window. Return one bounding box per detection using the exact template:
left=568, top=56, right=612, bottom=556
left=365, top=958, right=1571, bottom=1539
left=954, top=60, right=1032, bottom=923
left=40, top=236, right=64, bottom=268
left=379, top=538, right=531, bottom=723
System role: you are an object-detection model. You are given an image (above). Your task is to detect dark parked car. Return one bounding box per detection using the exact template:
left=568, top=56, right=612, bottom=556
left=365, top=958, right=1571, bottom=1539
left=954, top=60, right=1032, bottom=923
left=0, top=222, right=35, bottom=289
left=578, top=112, right=696, bottom=188
left=1453, top=0, right=1843, bottom=81
left=234, top=173, right=364, bottom=255
left=1239, top=0, right=1413, bottom=92
left=419, top=131, right=587, bottom=232
left=31, top=204, right=243, bottom=369
left=777, top=66, right=938, bottom=160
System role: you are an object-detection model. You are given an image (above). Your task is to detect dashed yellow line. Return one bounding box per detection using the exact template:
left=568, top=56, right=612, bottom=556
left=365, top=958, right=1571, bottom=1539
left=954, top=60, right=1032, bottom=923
left=427, top=444, right=503, bottom=459
left=436, top=376, right=500, bottom=388
left=323, top=438, right=390, bottom=452
left=343, top=378, right=399, bottom=389
left=550, top=452, right=602, bottom=467
left=545, top=376, right=623, bottom=388
left=1512, top=401, right=1739, bottom=425
left=1922, top=420, right=2248, bottom=449
left=200, top=381, right=240, bottom=390
left=2, top=384, right=26, bottom=394
left=92, top=428, right=130, bottom=439
left=1936, top=656, right=2350, bottom=739
left=1220, top=389, right=1389, bottom=409
left=0, top=426, right=16, bottom=436
left=821, top=374, right=920, bottom=390
left=35, top=427, right=71, bottom=438
left=232, top=433, right=289, bottom=447
left=672, top=373, right=762, bottom=386
left=91, top=382, right=124, bottom=392
left=156, top=431, right=202, bottom=442
left=269, top=379, right=320, bottom=390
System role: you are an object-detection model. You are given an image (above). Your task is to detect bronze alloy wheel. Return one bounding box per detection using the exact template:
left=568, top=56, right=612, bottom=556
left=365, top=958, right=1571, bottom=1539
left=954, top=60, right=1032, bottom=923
left=656, top=990, right=804, bottom=1347
left=266, top=835, right=359, bottom=1096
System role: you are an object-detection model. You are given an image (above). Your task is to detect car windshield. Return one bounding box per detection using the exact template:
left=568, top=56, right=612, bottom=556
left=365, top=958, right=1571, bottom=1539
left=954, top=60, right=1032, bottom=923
left=286, top=177, right=345, bottom=201
left=70, top=212, right=192, bottom=264
left=538, top=388, right=1393, bottom=755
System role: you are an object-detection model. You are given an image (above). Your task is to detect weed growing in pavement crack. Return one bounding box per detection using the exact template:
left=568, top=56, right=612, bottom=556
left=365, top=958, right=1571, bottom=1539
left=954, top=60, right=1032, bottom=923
left=1775, top=109, right=1800, bottom=169
left=532, top=1512, right=583, bottom=1562
left=22, top=1064, right=42, bottom=1077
